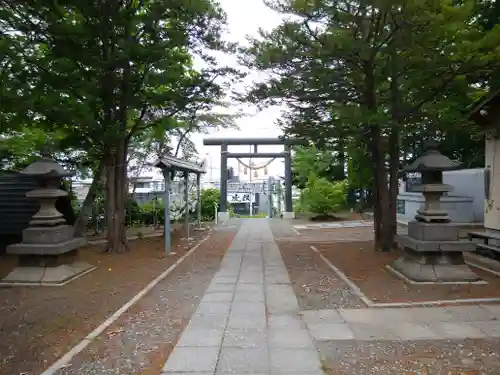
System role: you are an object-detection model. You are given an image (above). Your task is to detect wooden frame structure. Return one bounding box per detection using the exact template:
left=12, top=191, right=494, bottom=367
left=153, top=155, right=206, bottom=254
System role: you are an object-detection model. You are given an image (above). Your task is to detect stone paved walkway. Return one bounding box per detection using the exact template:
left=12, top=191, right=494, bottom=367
left=302, top=304, right=500, bottom=341
left=161, top=219, right=500, bottom=375
left=162, top=219, right=322, bottom=375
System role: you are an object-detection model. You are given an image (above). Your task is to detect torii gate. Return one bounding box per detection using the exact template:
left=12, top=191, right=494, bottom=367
left=203, top=137, right=304, bottom=222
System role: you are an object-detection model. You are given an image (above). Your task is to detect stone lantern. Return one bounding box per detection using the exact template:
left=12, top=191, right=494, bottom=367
left=390, top=142, right=481, bottom=283
left=2, top=154, right=94, bottom=285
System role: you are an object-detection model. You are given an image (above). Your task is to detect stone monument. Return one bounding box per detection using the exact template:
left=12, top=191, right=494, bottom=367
left=1, top=154, right=94, bottom=285
left=390, top=142, right=481, bottom=283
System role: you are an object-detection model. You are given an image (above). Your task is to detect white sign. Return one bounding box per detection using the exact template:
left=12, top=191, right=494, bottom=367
left=228, top=193, right=251, bottom=203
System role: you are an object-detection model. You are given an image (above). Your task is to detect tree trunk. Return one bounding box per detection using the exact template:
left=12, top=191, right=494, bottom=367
left=73, top=163, right=104, bottom=237
left=370, top=125, right=391, bottom=251
left=387, top=128, right=400, bottom=247
left=104, top=138, right=129, bottom=253
left=363, top=61, right=390, bottom=250
left=337, top=136, right=346, bottom=180
left=384, top=31, right=403, bottom=251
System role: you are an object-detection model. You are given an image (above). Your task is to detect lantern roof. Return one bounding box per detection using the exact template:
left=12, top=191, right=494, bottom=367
left=402, top=141, right=461, bottom=173
left=20, top=154, right=73, bottom=178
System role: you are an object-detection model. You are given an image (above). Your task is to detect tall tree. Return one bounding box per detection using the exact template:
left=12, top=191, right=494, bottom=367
left=242, top=0, right=500, bottom=250
left=1, top=0, right=238, bottom=251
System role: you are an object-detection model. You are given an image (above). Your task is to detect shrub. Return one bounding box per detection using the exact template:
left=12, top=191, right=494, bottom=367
left=303, top=174, right=347, bottom=215
left=200, top=188, right=220, bottom=220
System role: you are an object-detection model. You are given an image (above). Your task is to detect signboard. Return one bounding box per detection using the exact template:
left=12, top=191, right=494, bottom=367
left=228, top=193, right=251, bottom=203
left=405, top=172, right=421, bottom=192
left=215, top=182, right=267, bottom=193
left=396, top=199, right=405, bottom=215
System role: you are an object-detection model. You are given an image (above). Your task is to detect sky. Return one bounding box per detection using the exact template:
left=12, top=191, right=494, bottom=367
left=191, top=0, right=287, bottom=182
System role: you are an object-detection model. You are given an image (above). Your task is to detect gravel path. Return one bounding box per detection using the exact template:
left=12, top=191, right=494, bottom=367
left=270, top=220, right=364, bottom=310
left=51, top=227, right=237, bottom=375
left=317, top=339, right=500, bottom=375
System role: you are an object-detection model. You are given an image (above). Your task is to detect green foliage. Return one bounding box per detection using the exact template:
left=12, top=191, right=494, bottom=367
left=240, top=0, right=500, bottom=248
left=0, top=0, right=240, bottom=249
left=303, top=174, right=347, bottom=215
left=200, top=188, right=220, bottom=220
left=346, top=143, right=373, bottom=191
left=136, top=199, right=165, bottom=226
left=292, top=146, right=344, bottom=189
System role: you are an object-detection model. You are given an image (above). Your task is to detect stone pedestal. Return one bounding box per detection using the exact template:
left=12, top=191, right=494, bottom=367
left=217, top=211, right=230, bottom=224
left=391, top=141, right=481, bottom=283
left=3, top=224, right=93, bottom=286
left=1, top=155, right=94, bottom=286
left=282, top=212, right=295, bottom=220
left=392, top=221, right=480, bottom=283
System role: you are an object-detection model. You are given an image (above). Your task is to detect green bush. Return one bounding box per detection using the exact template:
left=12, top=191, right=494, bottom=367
left=137, top=199, right=164, bottom=225
left=200, top=188, right=220, bottom=220
left=303, top=174, right=347, bottom=215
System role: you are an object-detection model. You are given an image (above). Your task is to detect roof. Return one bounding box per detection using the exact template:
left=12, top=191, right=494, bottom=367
left=152, top=155, right=206, bottom=174
left=469, top=87, right=500, bottom=126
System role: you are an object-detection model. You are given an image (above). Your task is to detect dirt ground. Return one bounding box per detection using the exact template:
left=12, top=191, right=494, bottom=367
left=318, top=338, right=500, bottom=375
left=277, top=241, right=365, bottom=310
left=315, top=240, right=500, bottom=304
left=0, top=225, right=234, bottom=375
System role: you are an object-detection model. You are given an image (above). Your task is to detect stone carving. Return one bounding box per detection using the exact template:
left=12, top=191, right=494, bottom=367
left=390, top=142, right=481, bottom=283
left=2, top=155, right=94, bottom=285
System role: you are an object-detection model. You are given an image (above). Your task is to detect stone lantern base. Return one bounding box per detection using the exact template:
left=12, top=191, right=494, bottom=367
left=391, top=221, right=481, bottom=283
left=1, top=225, right=95, bottom=286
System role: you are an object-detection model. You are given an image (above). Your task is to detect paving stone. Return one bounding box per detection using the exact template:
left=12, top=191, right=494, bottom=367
left=228, top=313, right=267, bottom=329
left=196, top=302, right=232, bottom=314
left=481, top=304, right=500, bottom=319
left=269, top=348, right=322, bottom=374
left=268, top=328, right=314, bottom=348
left=163, top=347, right=220, bottom=372
left=348, top=322, right=401, bottom=340
left=223, top=327, right=267, bottom=348
left=405, top=307, right=454, bottom=322
left=202, top=292, right=235, bottom=303
left=240, top=270, right=263, bottom=277
left=267, top=314, right=306, bottom=330
left=265, top=273, right=291, bottom=284
left=340, top=308, right=397, bottom=324
left=231, top=301, right=266, bottom=315
left=236, top=284, right=264, bottom=293
left=233, top=291, right=265, bottom=303
left=445, top=305, right=496, bottom=322
left=176, top=327, right=225, bottom=347
left=212, top=276, right=238, bottom=284
left=302, top=309, right=345, bottom=325
left=267, top=303, right=299, bottom=315
left=471, top=320, right=500, bottom=337
left=389, top=322, right=440, bottom=340
left=430, top=321, right=487, bottom=339
left=246, top=242, right=263, bottom=250
left=162, top=219, right=326, bottom=375
left=188, top=313, right=229, bottom=330
left=205, top=283, right=236, bottom=293
left=216, top=347, right=270, bottom=374
left=215, top=274, right=240, bottom=279
left=238, top=278, right=264, bottom=284
left=307, top=322, right=355, bottom=340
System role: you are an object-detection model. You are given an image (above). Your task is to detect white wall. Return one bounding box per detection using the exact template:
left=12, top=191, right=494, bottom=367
left=443, top=168, right=485, bottom=222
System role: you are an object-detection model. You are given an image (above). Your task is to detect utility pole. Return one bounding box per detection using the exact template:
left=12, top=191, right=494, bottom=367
left=277, top=179, right=282, bottom=214
left=268, top=176, right=273, bottom=218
